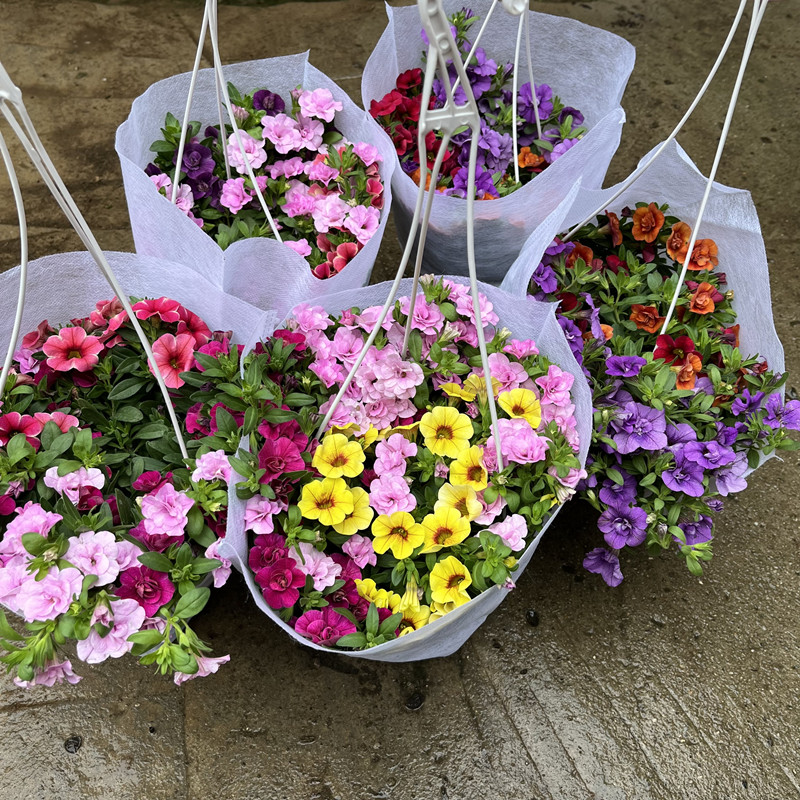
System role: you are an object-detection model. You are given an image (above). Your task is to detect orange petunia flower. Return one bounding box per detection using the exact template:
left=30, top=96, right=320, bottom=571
left=599, top=324, right=614, bottom=341
left=630, top=304, right=665, bottom=334
left=606, top=211, right=623, bottom=247
left=674, top=353, right=703, bottom=390
left=566, top=242, right=594, bottom=269
left=689, top=282, right=716, bottom=315
left=518, top=147, right=545, bottom=170
left=686, top=239, right=719, bottom=272
left=631, top=203, right=665, bottom=243
left=410, top=167, right=432, bottom=190
left=666, top=221, right=692, bottom=263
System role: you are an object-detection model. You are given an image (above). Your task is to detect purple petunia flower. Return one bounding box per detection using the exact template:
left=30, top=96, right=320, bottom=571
left=557, top=315, right=584, bottom=366
left=731, top=388, right=765, bottom=417
left=666, top=422, right=697, bottom=446
left=559, top=106, right=585, bottom=128
left=465, top=47, right=497, bottom=99
left=447, top=166, right=498, bottom=200
left=544, top=138, right=580, bottom=164
left=531, top=261, right=558, bottom=295
left=518, top=81, right=553, bottom=123
left=706, top=499, right=724, bottom=513
left=583, top=548, right=623, bottom=587
left=713, top=452, right=748, bottom=496
left=683, top=440, right=736, bottom=471
left=763, top=394, right=800, bottom=430
left=253, top=89, right=286, bottom=117
left=677, top=515, right=714, bottom=546
left=606, top=356, right=647, bottom=378
left=598, top=469, right=638, bottom=507
left=661, top=448, right=706, bottom=497
left=598, top=502, right=648, bottom=549
left=176, top=140, right=214, bottom=179
left=612, top=402, right=668, bottom=454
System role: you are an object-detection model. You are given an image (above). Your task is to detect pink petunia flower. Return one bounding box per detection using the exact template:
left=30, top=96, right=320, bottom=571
left=343, top=205, right=380, bottom=246
left=261, top=113, right=303, bottom=154
left=219, top=177, right=251, bottom=214
left=116, top=566, right=175, bottom=617
left=16, top=567, right=83, bottom=622
left=226, top=130, right=268, bottom=173
left=64, top=530, right=123, bottom=586
left=268, top=157, right=306, bottom=179
left=204, top=539, right=231, bottom=589
left=288, top=542, right=342, bottom=592
left=535, top=365, right=574, bottom=406
left=192, top=450, right=232, bottom=484
left=369, top=474, right=416, bottom=515
left=173, top=654, right=230, bottom=685
left=33, top=411, right=80, bottom=433
left=294, top=606, right=355, bottom=646
left=295, top=115, right=325, bottom=152
left=76, top=598, right=146, bottom=664
left=353, top=142, right=381, bottom=167
left=284, top=239, right=312, bottom=258
left=132, top=297, right=182, bottom=323
left=488, top=514, right=528, bottom=552
left=504, top=338, right=539, bottom=359
left=341, top=534, right=377, bottom=569
left=42, top=327, right=103, bottom=373
left=13, top=658, right=82, bottom=689
left=176, top=307, right=212, bottom=346
left=141, top=482, right=194, bottom=539
left=311, top=193, right=348, bottom=233
left=298, top=88, right=343, bottom=123
left=150, top=332, right=196, bottom=389
left=43, top=466, right=104, bottom=504
left=0, top=412, right=44, bottom=448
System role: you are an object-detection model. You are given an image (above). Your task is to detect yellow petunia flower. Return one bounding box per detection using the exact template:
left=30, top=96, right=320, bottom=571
left=430, top=556, right=473, bottom=607
left=399, top=576, right=421, bottom=613
left=434, top=483, right=482, bottom=522
left=448, top=445, right=489, bottom=491
left=355, top=578, right=402, bottom=613
left=439, top=382, right=476, bottom=402
left=419, top=406, right=473, bottom=459
left=297, top=477, right=354, bottom=527
left=420, top=506, right=471, bottom=553
left=331, top=486, right=374, bottom=536
left=312, top=433, right=365, bottom=479
left=462, top=373, right=502, bottom=401
left=371, top=512, right=425, bottom=560
left=498, top=388, right=542, bottom=428
left=398, top=605, right=431, bottom=636
left=429, top=600, right=458, bottom=622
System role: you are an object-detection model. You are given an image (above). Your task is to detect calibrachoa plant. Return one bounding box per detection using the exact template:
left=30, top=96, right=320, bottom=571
left=146, top=84, right=385, bottom=278
left=369, top=7, right=586, bottom=199
left=0, top=297, right=238, bottom=687
left=528, top=203, right=800, bottom=585
left=201, top=276, right=583, bottom=650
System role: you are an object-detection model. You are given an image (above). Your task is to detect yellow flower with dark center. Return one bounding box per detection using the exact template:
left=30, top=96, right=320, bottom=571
left=331, top=486, right=374, bottom=536
left=434, top=483, right=482, bottom=522
left=312, top=433, right=365, bottom=479
left=297, top=477, right=354, bottom=526
left=449, top=446, right=488, bottom=491
left=419, top=406, right=473, bottom=459
left=420, top=506, right=471, bottom=553
left=398, top=605, right=432, bottom=636
left=429, top=600, right=458, bottom=622
left=498, top=388, right=542, bottom=428
left=355, top=578, right=402, bottom=612
left=371, top=512, right=425, bottom=560
left=430, top=556, right=473, bottom=607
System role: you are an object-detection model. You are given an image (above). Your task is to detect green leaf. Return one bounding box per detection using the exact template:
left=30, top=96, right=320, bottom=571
left=378, top=612, right=402, bottom=637
left=365, top=602, right=379, bottom=636
left=137, top=551, right=173, bottom=572
left=606, top=468, right=624, bottom=486
left=191, top=557, right=221, bottom=575
left=21, top=533, right=50, bottom=557
left=108, top=378, right=148, bottom=401
left=0, top=610, right=24, bottom=641
left=335, top=633, right=367, bottom=649
left=114, top=406, right=144, bottom=424
left=173, top=587, right=210, bottom=620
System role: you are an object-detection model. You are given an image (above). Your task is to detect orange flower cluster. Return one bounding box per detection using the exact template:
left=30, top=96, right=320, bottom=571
left=689, top=282, right=716, bottom=315
left=566, top=243, right=594, bottom=269
left=518, top=147, right=545, bottom=170
left=630, top=305, right=665, bottom=334
left=632, top=203, right=665, bottom=243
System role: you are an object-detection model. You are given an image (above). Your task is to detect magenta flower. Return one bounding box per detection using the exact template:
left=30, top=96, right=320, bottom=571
left=258, top=437, right=305, bottom=482
left=116, top=566, right=176, bottom=616
left=249, top=533, right=289, bottom=571
left=0, top=412, right=44, bottom=448
left=132, top=470, right=172, bottom=493
left=150, top=332, right=196, bottom=389
left=132, top=297, right=182, bottom=323
left=42, top=327, right=103, bottom=372
left=294, top=606, right=356, bottom=646
left=256, top=557, right=306, bottom=609
left=141, top=483, right=194, bottom=539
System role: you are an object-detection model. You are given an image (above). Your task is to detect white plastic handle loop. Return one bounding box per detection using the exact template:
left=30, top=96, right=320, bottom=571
left=0, top=65, right=189, bottom=459
left=317, top=0, right=505, bottom=471
left=171, top=0, right=282, bottom=241
left=562, top=0, right=750, bottom=243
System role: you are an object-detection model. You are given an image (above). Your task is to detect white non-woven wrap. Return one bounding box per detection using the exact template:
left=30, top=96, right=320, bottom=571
left=501, top=139, right=786, bottom=473
left=361, top=0, right=635, bottom=282
left=217, top=276, right=591, bottom=662
left=0, top=251, right=277, bottom=359
left=115, top=53, right=396, bottom=322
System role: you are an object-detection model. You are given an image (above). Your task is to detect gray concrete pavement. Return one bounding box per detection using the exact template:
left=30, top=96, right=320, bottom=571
left=0, top=1, right=798, bottom=798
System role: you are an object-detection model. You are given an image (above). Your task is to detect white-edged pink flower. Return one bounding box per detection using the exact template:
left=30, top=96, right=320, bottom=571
left=76, top=598, right=146, bottom=664
left=65, top=530, right=122, bottom=586
left=488, top=514, right=527, bottom=552
left=369, top=474, right=416, bottom=515
left=16, top=567, right=83, bottom=622
left=14, top=659, right=82, bottom=689
left=342, top=534, right=377, bottom=569
left=192, top=450, right=232, bottom=484
left=298, top=88, right=343, bottom=122
left=43, top=467, right=105, bottom=504
left=140, top=483, right=194, bottom=538
left=289, top=542, right=341, bottom=592
left=226, top=130, right=267, bottom=174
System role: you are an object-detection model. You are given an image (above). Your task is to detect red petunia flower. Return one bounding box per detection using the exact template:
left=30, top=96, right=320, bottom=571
left=0, top=412, right=44, bottom=448
left=654, top=334, right=697, bottom=365
left=176, top=307, right=212, bottom=347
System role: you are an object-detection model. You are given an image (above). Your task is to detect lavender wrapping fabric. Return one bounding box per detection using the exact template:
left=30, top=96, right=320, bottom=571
left=217, top=276, right=591, bottom=662
left=0, top=251, right=277, bottom=359
left=116, top=53, right=396, bottom=322
left=361, top=0, right=635, bottom=281
left=500, top=140, right=785, bottom=475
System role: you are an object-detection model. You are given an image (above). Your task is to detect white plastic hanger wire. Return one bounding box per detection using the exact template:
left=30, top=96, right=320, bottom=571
left=0, top=63, right=190, bottom=459
left=317, top=0, right=517, bottom=471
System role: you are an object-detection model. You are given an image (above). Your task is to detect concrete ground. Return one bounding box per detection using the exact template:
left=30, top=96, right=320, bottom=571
left=0, top=0, right=798, bottom=798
